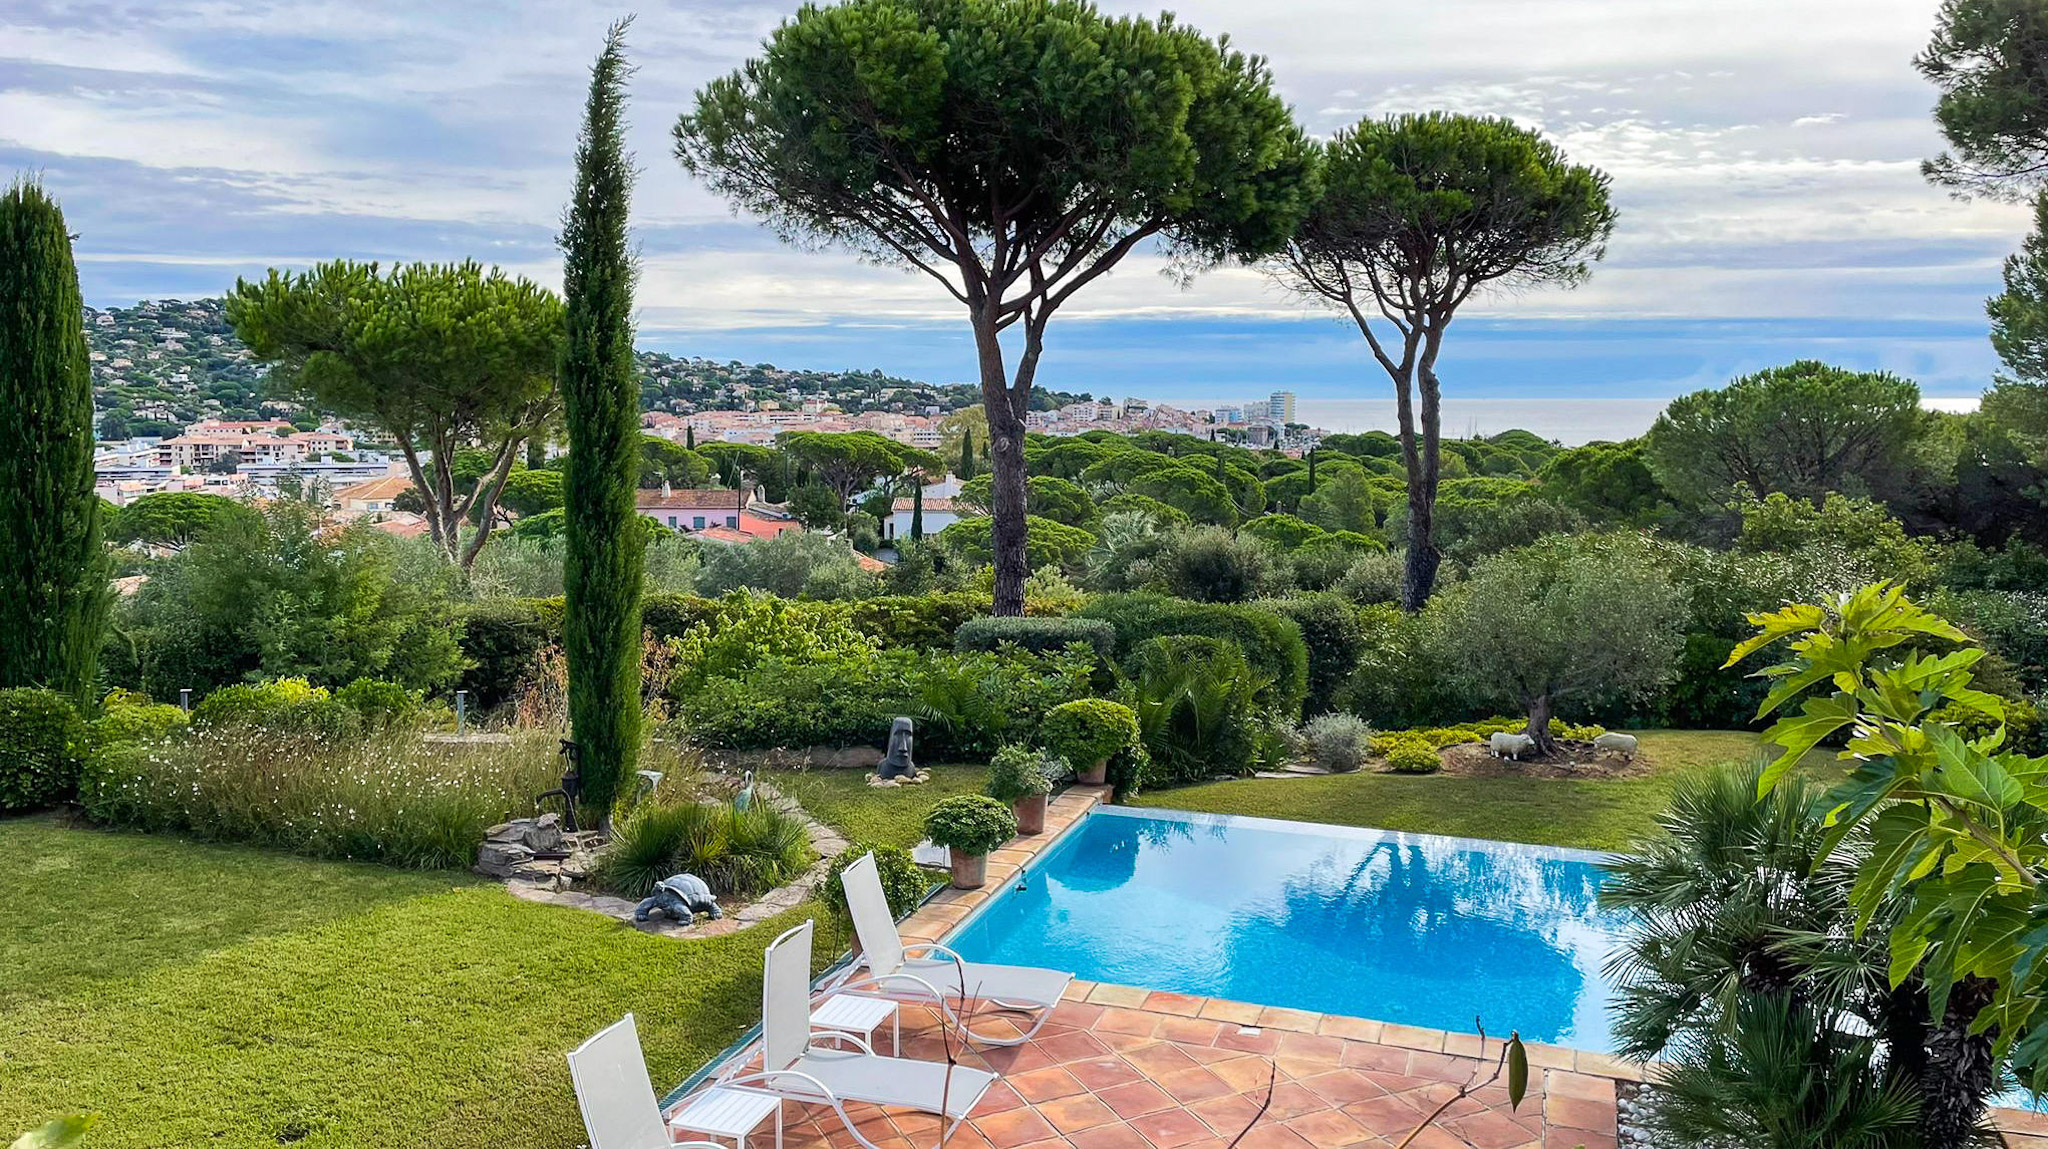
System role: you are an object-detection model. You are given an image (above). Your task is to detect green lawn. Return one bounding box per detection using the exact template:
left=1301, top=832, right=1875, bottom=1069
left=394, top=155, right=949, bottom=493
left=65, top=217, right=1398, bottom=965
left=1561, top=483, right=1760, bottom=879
left=1, top=738, right=1767, bottom=1146
left=766, top=762, right=992, bottom=848
left=1131, top=730, right=1785, bottom=852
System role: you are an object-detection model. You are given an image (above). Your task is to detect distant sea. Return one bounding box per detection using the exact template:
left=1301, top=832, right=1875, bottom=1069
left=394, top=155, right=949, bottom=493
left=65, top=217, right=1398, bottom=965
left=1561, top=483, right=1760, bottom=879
left=1244, top=395, right=1987, bottom=448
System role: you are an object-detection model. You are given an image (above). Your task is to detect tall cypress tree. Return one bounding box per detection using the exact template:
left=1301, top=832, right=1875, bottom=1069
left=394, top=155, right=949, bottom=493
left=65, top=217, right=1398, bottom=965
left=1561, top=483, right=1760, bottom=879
left=959, top=427, right=975, bottom=481
left=909, top=483, right=924, bottom=542
left=0, top=180, right=109, bottom=702
left=559, top=22, right=642, bottom=818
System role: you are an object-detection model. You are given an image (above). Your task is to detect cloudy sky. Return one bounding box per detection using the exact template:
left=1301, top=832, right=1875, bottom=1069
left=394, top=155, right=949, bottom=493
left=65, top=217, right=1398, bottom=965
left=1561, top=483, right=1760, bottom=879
left=1, top=0, right=2033, bottom=415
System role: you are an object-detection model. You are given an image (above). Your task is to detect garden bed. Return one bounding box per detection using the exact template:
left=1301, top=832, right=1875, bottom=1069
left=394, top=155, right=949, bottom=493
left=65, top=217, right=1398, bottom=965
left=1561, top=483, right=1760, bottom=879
left=1433, top=739, right=1649, bottom=779
left=499, top=778, right=852, bottom=939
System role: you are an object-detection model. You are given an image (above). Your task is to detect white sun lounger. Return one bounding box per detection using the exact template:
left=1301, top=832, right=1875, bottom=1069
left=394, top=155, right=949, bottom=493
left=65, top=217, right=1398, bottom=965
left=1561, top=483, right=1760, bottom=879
left=566, top=1013, right=735, bottom=1149
left=829, top=851, right=1073, bottom=1046
left=719, top=919, right=995, bottom=1149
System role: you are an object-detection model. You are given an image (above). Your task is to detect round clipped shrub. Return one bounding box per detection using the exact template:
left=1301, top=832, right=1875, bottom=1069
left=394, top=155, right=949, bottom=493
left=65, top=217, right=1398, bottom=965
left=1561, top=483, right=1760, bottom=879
left=92, top=689, right=189, bottom=747
left=923, top=794, right=1017, bottom=857
left=819, top=841, right=934, bottom=924
left=1383, top=738, right=1441, bottom=774
left=335, top=678, right=420, bottom=730
left=985, top=744, right=1060, bottom=803
left=1300, top=712, right=1373, bottom=773
left=0, top=687, right=88, bottom=812
left=1039, top=699, right=1141, bottom=774
left=193, top=679, right=364, bottom=740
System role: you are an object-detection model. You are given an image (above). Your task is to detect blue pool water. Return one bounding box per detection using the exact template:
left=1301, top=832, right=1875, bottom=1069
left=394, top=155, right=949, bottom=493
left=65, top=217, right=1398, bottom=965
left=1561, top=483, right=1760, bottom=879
left=948, top=806, right=1626, bottom=1049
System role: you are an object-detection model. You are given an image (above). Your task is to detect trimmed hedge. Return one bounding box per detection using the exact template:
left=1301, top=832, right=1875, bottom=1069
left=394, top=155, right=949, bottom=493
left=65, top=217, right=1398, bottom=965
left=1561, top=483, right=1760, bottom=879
left=0, top=687, right=87, bottom=812
left=954, top=616, right=1117, bottom=664
left=1078, top=593, right=1308, bottom=720
left=1262, top=594, right=1366, bottom=717
left=456, top=599, right=550, bottom=710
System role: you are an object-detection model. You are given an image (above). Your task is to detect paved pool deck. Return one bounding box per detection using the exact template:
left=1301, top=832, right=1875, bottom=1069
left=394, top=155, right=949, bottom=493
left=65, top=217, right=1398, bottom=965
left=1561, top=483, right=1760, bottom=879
left=678, top=785, right=2048, bottom=1149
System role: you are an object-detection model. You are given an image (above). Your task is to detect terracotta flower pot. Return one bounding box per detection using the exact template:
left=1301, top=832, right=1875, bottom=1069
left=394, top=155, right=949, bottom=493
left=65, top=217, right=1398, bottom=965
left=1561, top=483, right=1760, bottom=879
left=1013, top=793, right=1048, bottom=835
left=949, top=850, right=989, bottom=890
left=1076, top=757, right=1108, bottom=786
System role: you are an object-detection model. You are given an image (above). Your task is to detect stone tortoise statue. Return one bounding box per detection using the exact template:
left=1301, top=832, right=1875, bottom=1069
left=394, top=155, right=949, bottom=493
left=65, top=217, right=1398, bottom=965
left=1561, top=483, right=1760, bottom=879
left=634, top=874, right=723, bottom=925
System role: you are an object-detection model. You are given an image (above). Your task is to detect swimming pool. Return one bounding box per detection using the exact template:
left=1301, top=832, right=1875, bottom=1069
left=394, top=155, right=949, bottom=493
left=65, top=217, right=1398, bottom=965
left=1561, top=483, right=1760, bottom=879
left=947, top=806, right=1627, bottom=1049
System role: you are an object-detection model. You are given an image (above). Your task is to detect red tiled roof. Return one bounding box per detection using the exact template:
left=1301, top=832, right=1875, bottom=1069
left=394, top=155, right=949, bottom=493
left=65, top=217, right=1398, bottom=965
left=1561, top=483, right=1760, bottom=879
left=636, top=487, right=746, bottom=510
left=891, top=497, right=959, bottom=513
left=337, top=476, right=413, bottom=502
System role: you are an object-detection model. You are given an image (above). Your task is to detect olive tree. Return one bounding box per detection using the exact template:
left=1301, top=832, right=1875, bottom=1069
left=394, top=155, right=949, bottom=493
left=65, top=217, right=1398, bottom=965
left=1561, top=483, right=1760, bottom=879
left=1270, top=113, right=1615, bottom=610
left=675, top=0, right=1315, bottom=614
left=1427, top=533, right=1685, bottom=754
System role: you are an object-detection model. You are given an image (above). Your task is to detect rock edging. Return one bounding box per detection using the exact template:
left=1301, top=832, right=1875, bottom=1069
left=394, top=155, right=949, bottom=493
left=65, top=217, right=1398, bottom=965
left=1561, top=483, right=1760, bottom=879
left=501, top=779, right=851, bottom=940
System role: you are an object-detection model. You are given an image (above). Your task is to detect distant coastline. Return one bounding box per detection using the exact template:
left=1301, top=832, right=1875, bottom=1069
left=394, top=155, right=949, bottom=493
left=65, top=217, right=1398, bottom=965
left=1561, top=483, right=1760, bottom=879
left=1160, top=395, right=1987, bottom=447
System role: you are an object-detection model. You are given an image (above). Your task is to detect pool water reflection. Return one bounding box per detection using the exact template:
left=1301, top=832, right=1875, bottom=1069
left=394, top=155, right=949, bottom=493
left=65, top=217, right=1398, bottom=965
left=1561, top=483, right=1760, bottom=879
left=947, top=806, right=1626, bottom=1049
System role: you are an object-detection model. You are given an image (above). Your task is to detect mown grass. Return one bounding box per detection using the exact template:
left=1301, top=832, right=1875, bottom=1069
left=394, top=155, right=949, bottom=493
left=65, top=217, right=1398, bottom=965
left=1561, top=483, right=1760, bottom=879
left=1, top=799, right=914, bottom=1149
left=3, top=735, right=1785, bottom=1145
left=1130, top=730, right=1796, bottom=852
left=765, top=763, right=993, bottom=848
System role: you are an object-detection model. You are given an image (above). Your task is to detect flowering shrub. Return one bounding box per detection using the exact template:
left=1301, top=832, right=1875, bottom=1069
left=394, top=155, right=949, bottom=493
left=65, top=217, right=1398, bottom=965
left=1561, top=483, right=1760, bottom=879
left=78, top=726, right=562, bottom=869
left=1383, top=740, right=1441, bottom=774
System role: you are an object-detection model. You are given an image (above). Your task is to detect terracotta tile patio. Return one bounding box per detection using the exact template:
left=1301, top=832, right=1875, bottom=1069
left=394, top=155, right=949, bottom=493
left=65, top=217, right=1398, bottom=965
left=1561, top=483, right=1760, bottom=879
left=667, top=785, right=2047, bottom=1147
left=734, top=986, right=1620, bottom=1148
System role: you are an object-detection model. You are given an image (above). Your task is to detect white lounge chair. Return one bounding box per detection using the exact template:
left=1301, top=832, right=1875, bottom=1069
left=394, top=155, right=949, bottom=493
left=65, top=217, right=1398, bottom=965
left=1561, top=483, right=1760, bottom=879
left=566, top=1013, right=734, bottom=1149
left=830, top=851, right=1073, bottom=1046
left=720, top=920, right=995, bottom=1149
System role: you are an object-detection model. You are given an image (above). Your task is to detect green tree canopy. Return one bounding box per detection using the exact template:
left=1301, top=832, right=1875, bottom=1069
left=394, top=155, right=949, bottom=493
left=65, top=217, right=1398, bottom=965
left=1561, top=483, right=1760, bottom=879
left=676, top=0, right=1315, bottom=613
left=638, top=434, right=711, bottom=490
left=1643, top=361, right=1929, bottom=508
left=1919, top=0, right=2048, bottom=196
left=225, top=260, right=563, bottom=568
left=108, top=492, right=259, bottom=546
left=1427, top=532, right=1686, bottom=753
left=940, top=513, right=1095, bottom=570
left=1536, top=440, right=1669, bottom=524
left=777, top=430, right=939, bottom=506
left=957, top=473, right=1097, bottom=528
left=498, top=468, right=566, bottom=518
left=114, top=499, right=465, bottom=697
left=1271, top=113, right=1615, bottom=610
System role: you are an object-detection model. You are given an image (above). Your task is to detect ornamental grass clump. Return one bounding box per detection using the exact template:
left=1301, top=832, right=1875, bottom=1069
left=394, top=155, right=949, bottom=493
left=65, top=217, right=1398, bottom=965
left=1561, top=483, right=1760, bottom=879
left=77, top=725, right=562, bottom=869
left=595, top=798, right=815, bottom=900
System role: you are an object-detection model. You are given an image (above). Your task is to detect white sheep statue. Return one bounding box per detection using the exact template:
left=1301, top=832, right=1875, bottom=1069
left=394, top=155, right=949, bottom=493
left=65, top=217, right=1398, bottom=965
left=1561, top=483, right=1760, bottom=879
left=1593, top=731, right=1639, bottom=756
left=1489, top=731, right=1535, bottom=760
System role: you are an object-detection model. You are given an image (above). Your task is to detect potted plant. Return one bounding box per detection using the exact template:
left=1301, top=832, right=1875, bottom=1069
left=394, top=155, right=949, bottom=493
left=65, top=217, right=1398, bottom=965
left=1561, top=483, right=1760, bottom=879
left=985, top=745, right=1061, bottom=835
left=923, top=795, right=1017, bottom=889
left=1040, top=699, right=1141, bottom=787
